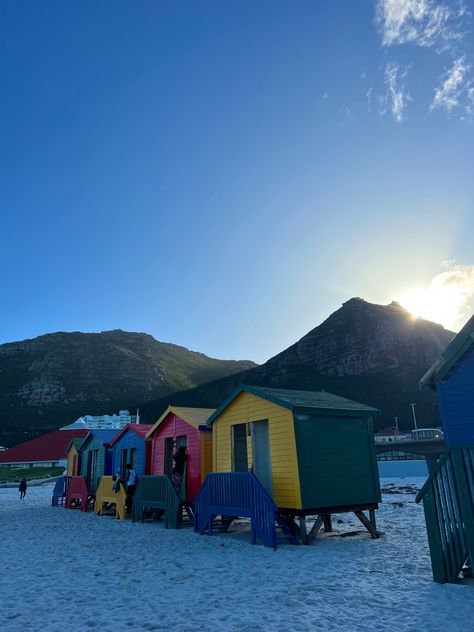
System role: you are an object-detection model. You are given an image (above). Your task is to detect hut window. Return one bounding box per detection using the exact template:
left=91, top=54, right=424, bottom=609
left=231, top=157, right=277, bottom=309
left=232, top=423, right=248, bottom=472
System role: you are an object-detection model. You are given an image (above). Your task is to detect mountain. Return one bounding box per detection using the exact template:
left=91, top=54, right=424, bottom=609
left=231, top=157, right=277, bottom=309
left=138, top=298, right=455, bottom=431
left=0, top=330, right=256, bottom=447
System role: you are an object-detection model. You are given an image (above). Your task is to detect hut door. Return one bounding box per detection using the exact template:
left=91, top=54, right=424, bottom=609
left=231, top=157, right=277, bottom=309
left=252, top=420, right=272, bottom=495
left=72, top=455, right=78, bottom=476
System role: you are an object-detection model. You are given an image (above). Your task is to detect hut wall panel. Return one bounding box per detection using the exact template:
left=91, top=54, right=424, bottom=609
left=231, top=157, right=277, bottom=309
left=437, top=345, right=474, bottom=446
left=112, top=432, right=148, bottom=477
left=66, top=446, right=78, bottom=476
left=212, top=392, right=301, bottom=509
left=200, top=431, right=213, bottom=482
left=150, top=414, right=202, bottom=502
left=294, top=415, right=381, bottom=509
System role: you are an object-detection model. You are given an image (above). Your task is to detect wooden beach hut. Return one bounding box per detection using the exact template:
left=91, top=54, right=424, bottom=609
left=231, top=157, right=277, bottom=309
left=110, top=424, right=152, bottom=478
left=78, top=430, right=116, bottom=493
left=92, top=425, right=151, bottom=520
left=65, top=430, right=116, bottom=510
left=53, top=436, right=85, bottom=507
left=195, top=385, right=381, bottom=547
left=66, top=437, right=85, bottom=476
left=147, top=406, right=214, bottom=502
left=132, top=407, right=214, bottom=527
left=416, top=314, right=474, bottom=582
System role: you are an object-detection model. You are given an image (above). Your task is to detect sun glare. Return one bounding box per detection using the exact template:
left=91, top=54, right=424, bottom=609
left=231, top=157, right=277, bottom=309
left=398, top=282, right=467, bottom=331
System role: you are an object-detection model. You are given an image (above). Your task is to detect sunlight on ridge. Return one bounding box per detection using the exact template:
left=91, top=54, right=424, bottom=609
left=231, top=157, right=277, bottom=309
left=398, top=262, right=474, bottom=332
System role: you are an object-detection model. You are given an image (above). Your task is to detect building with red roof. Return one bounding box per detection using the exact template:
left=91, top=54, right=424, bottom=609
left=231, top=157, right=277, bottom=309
left=0, top=429, right=89, bottom=469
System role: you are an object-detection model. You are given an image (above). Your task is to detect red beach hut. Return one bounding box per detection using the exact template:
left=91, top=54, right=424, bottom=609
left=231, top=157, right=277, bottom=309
left=146, top=406, right=214, bottom=502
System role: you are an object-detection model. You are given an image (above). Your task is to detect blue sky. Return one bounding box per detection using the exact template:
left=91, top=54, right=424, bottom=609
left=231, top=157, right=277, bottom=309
left=1, top=1, right=473, bottom=363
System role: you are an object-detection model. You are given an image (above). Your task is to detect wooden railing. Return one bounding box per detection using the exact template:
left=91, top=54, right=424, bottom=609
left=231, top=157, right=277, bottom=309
left=416, top=446, right=474, bottom=583
left=65, top=476, right=89, bottom=512
left=51, top=476, right=69, bottom=507
left=94, top=476, right=126, bottom=520
left=194, top=472, right=280, bottom=548
left=132, top=475, right=181, bottom=528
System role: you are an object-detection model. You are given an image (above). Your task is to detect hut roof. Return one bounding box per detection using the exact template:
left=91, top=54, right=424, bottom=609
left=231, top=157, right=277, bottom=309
left=420, top=313, right=473, bottom=390
left=65, top=436, right=87, bottom=455
left=207, top=384, right=380, bottom=426
left=110, top=424, right=153, bottom=446
left=146, top=406, right=216, bottom=438
left=80, top=429, right=117, bottom=450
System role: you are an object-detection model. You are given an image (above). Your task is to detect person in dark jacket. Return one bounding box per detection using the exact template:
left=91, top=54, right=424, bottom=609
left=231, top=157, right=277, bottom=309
left=172, top=446, right=187, bottom=495
left=19, top=478, right=27, bottom=499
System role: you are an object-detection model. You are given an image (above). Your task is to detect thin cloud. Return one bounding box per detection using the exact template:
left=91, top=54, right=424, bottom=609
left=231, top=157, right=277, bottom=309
left=376, top=0, right=466, bottom=51
left=381, top=63, right=411, bottom=122
left=372, top=1, right=472, bottom=121
left=430, top=56, right=472, bottom=112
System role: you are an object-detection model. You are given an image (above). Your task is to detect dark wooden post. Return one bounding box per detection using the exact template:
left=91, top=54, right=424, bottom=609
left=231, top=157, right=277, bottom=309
left=323, top=514, right=333, bottom=532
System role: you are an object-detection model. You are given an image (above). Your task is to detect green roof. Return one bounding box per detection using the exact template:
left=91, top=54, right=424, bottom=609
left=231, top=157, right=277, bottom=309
left=206, top=384, right=380, bottom=426
left=420, top=314, right=474, bottom=390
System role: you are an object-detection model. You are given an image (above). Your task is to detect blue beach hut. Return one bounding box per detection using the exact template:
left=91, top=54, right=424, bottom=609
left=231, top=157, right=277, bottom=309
left=417, top=314, right=474, bottom=582
left=110, top=423, right=152, bottom=478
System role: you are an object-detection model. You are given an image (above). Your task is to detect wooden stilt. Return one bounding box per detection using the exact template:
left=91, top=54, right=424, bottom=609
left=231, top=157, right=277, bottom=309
left=369, top=509, right=376, bottom=532
left=354, top=510, right=380, bottom=538
left=323, top=514, right=333, bottom=532
left=306, top=515, right=324, bottom=543
left=299, top=516, right=308, bottom=545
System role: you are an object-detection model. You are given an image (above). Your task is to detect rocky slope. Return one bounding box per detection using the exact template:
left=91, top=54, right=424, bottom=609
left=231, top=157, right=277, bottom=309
left=0, top=330, right=256, bottom=446
left=138, top=299, right=454, bottom=430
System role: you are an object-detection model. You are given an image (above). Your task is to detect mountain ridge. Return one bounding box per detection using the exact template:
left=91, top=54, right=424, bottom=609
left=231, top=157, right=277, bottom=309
left=0, top=299, right=455, bottom=446
left=0, top=329, right=256, bottom=446
left=137, top=298, right=454, bottom=430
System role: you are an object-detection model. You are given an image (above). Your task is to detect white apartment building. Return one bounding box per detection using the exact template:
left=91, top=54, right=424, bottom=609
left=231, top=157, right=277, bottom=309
left=61, top=409, right=139, bottom=431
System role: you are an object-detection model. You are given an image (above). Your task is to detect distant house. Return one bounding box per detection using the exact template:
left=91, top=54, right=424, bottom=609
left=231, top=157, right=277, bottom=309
left=420, top=314, right=474, bottom=446
left=61, top=409, right=139, bottom=431
left=0, top=429, right=89, bottom=469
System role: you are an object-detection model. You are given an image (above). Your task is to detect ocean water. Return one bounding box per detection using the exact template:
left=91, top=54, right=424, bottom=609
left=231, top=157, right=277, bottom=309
left=378, top=459, right=428, bottom=479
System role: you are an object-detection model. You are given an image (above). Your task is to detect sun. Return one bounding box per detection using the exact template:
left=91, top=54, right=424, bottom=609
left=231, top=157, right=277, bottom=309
left=397, top=284, right=465, bottom=330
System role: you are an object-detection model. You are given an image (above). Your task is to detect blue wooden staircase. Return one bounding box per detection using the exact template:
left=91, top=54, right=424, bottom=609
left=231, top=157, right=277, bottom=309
left=416, top=446, right=474, bottom=583
left=51, top=475, right=69, bottom=507
left=194, top=472, right=299, bottom=548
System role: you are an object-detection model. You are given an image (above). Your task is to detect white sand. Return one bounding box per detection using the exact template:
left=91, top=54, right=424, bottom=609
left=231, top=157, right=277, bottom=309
left=0, top=479, right=472, bottom=631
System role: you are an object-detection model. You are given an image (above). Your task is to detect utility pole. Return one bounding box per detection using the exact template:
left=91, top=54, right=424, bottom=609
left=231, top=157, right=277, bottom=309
left=410, top=403, right=418, bottom=433
left=394, top=416, right=399, bottom=436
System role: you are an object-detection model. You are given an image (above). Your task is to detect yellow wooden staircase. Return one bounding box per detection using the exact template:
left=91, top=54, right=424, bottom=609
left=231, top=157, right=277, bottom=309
left=94, top=476, right=127, bottom=520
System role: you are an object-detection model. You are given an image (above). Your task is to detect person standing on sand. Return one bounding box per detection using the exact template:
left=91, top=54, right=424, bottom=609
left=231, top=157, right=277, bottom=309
left=18, top=478, right=27, bottom=499
left=125, top=464, right=138, bottom=511
left=172, top=445, right=187, bottom=496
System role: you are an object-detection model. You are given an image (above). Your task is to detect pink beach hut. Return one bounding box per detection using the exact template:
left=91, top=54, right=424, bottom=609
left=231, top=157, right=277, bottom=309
left=146, top=406, right=214, bottom=503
